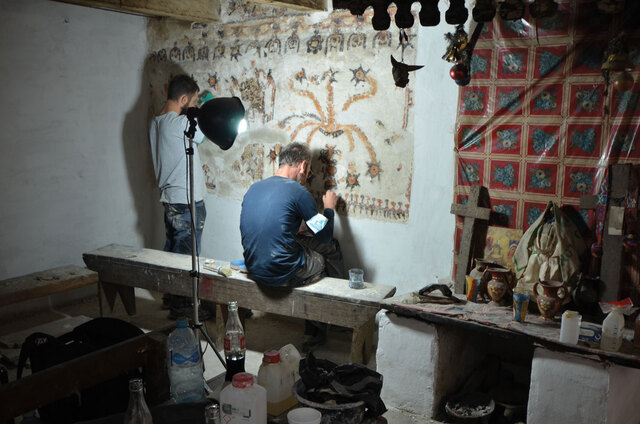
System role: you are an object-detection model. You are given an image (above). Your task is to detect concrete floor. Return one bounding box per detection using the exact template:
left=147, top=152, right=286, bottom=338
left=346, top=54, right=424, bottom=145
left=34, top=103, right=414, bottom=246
left=0, top=288, right=443, bottom=424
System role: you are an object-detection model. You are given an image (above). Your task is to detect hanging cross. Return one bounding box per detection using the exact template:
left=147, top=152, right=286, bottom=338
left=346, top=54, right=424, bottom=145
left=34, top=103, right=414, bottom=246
left=450, top=185, right=491, bottom=294
left=580, top=163, right=632, bottom=302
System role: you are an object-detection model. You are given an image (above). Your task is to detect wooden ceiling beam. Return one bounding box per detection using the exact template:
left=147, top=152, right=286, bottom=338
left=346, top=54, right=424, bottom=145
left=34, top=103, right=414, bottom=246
left=249, top=0, right=327, bottom=12
left=50, top=0, right=221, bottom=23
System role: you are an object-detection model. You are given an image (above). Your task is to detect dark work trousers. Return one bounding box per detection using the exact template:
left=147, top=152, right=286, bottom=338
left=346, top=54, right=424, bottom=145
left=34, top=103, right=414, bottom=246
left=293, top=236, right=346, bottom=337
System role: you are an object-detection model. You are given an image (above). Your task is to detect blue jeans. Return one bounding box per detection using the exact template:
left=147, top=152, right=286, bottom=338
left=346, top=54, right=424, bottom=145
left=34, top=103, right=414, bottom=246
left=163, top=201, right=206, bottom=255
left=163, top=201, right=206, bottom=310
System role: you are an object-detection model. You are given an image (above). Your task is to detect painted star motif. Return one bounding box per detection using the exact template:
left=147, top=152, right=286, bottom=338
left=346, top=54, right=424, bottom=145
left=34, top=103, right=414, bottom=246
left=350, top=66, right=369, bottom=85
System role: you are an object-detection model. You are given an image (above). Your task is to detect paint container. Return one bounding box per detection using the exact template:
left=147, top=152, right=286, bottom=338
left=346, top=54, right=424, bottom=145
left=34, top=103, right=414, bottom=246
left=559, top=310, right=581, bottom=345
left=287, top=407, right=322, bottom=424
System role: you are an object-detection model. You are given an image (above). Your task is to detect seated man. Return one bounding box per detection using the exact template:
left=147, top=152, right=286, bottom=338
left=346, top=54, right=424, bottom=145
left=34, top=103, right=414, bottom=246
left=240, top=142, right=345, bottom=351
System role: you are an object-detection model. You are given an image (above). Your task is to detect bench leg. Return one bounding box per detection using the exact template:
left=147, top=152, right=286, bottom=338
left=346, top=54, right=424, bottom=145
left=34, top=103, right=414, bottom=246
left=350, top=317, right=376, bottom=364
left=101, top=281, right=137, bottom=316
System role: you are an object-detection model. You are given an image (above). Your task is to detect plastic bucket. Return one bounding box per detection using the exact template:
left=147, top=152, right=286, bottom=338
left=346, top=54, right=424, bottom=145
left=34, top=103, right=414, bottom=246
left=292, top=380, right=366, bottom=424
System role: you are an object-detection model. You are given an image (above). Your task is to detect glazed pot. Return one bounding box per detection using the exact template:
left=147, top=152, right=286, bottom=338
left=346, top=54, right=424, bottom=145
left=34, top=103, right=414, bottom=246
left=533, top=279, right=568, bottom=320
left=485, top=267, right=511, bottom=303
left=468, top=259, right=504, bottom=302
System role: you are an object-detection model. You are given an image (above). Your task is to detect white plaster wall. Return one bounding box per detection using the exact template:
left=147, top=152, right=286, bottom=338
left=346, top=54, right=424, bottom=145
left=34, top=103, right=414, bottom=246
left=376, top=311, right=439, bottom=416
left=528, top=348, right=609, bottom=424
left=0, top=1, right=155, bottom=284
left=202, top=12, right=458, bottom=296
left=606, top=364, right=640, bottom=424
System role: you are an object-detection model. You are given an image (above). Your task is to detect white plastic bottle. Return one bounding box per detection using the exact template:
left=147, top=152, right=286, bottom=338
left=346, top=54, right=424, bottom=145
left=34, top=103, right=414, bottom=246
left=220, top=373, right=267, bottom=424
left=601, top=307, right=624, bottom=352
left=166, top=317, right=205, bottom=403
left=278, top=344, right=301, bottom=383
left=257, top=350, right=298, bottom=416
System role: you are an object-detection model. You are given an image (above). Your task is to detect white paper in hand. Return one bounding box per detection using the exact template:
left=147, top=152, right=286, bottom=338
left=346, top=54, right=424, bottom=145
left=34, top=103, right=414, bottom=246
left=305, top=213, right=328, bottom=234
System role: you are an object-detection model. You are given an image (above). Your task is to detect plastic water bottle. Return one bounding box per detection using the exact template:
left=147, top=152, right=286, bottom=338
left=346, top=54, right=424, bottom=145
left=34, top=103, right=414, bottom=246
left=123, top=378, right=153, bottom=424
left=224, top=301, right=246, bottom=382
left=167, top=318, right=205, bottom=403
left=220, top=373, right=266, bottom=424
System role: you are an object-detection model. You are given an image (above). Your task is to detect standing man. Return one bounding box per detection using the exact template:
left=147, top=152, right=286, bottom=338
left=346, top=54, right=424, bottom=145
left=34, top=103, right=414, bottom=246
left=240, top=142, right=345, bottom=351
left=149, top=74, right=212, bottom=320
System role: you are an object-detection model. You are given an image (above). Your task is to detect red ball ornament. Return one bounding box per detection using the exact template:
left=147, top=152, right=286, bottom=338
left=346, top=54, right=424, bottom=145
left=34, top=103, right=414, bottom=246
left=450, top=63, right=470, bottom=86
left=450, top=63, right=469, bottom=79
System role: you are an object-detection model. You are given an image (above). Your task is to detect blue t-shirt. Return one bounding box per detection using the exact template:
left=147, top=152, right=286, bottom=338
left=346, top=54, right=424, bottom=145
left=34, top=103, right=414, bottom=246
left=240, top=176, right=334, bottom=286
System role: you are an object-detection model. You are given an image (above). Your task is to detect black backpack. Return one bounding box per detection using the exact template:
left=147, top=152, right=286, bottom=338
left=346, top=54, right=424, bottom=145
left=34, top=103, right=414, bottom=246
left=17, top=317, right=144, bottom=423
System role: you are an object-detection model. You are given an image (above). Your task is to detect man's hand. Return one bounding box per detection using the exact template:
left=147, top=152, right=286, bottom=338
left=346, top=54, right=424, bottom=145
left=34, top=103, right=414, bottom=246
left=323, top=190, right=338, bottom=210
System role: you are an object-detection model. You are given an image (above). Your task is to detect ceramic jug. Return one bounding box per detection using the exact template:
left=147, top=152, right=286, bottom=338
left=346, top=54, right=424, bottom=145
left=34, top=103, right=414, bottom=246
left=485, top=267, right=511, bottom=303
left=533, top=279, right=568, bottom=320
left=469, top=259, right=503, bottom=302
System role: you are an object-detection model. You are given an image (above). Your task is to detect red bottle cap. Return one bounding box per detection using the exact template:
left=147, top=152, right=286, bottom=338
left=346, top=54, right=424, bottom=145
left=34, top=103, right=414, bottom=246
left=232, top=372, right=254, bottom=388
left=263, top=350, right=280, bottom=364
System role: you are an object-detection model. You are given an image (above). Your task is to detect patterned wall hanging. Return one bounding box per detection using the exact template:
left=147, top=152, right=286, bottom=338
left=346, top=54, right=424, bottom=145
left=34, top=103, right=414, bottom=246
left=453, top=0, right=640, bottom=300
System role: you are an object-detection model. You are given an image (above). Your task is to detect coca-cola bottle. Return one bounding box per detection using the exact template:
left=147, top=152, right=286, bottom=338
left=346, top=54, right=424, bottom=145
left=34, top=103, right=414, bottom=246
left=224, top=301, right=246, bottom=381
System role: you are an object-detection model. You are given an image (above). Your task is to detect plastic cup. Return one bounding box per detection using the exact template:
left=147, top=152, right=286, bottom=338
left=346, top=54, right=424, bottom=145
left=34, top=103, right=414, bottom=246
left=512, top=292, right=530, bottom=323
left=348, top=268, right=365, bottom=289
left=465, top=276, right=479, bottom=302
left=287, top=407, right=322, bottom=424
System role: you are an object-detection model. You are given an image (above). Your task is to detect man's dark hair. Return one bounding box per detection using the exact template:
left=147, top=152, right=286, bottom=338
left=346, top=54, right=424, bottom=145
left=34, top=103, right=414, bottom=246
left=279, top=142, right=311, bottom=167
left=167, top=74, right=199, bottom=101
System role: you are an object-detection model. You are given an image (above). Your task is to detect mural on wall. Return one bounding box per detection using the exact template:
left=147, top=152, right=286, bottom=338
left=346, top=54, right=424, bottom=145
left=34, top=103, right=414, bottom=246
left=147, top=2, right=418, bottom=222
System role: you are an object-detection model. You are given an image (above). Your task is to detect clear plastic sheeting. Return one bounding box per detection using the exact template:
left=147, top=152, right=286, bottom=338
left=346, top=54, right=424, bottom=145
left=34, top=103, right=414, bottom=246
left=453, top=0, right=639, bottom=292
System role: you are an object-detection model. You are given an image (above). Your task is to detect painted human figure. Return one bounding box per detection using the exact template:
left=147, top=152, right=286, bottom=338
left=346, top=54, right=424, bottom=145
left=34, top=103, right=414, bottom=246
left=149, top=74, right=212, bottom=319
left=240, top=142, right=345, bottom=351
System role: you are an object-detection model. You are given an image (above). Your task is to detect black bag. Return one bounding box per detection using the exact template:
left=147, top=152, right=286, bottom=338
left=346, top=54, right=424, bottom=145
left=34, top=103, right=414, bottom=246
left=17, top=317, right=144, bottom=423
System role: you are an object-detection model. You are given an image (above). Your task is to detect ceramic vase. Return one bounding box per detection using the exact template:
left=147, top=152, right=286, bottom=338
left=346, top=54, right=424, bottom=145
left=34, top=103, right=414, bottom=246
left=533, top=279, right=568, bottom=320
left=470, top=259, right=504, bottom=302
left=486, top=268, right=510, bottom=303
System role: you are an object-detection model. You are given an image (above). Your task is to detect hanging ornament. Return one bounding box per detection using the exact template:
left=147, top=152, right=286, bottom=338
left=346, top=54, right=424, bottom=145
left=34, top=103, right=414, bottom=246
left=371, top=1, right=391, bottom=30
left=450, top=63, right=471, bottom=86
left=598, top=0, right=625, bottom=14
left=473, top=0, right=497, bottom=22
left=445, top=0, right=469, bottom=25
left=395, top=1, right=415, bottom=28
left=391, top=55, right=424, bottom=88
left=419, top=0, right=441, bottom=26
left=442, top=25, right=469, bottom=63
left=529, top=0, right=558, bottom=19
left=602, top=32, right=634, bottom=94
left=498, top=0, right=525, bottom=20
left=612, top=71, right=635, bottom=92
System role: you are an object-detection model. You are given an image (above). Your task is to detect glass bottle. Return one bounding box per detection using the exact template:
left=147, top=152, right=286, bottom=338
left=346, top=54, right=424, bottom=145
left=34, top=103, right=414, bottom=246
left=204, top=403, right=221, bottom=424
left=224, top=301, right=246, bottom=381
left=123, top=378, right=153, bottom=424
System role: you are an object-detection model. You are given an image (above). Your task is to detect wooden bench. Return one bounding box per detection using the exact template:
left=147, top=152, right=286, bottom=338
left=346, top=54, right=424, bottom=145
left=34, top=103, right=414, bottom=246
left=83, top=244, right=397, bottom=363
left=0, top=265, right=99, bottom=309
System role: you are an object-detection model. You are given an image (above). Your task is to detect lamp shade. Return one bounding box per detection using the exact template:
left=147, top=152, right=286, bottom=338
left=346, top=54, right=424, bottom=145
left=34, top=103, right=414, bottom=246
left=196, top=96, right=246, bottom=150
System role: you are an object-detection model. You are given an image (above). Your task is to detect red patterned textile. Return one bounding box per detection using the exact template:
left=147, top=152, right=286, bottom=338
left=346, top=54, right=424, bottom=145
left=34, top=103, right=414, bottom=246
left=453, top=0, right=640, bottom=299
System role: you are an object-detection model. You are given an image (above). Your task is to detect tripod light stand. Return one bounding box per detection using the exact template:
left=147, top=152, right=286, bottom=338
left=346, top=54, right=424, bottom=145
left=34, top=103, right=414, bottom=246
left=184, top=96, right=246, bottom=369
